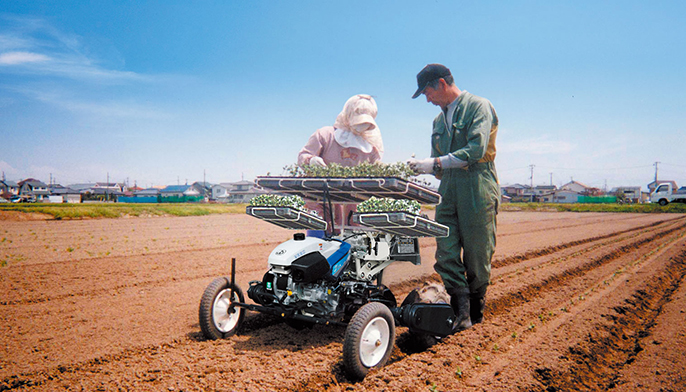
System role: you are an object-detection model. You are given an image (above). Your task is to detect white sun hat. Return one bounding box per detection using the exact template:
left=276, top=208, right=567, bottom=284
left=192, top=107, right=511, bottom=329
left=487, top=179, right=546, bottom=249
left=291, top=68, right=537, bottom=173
left=333, top=94, right=384, bottom=157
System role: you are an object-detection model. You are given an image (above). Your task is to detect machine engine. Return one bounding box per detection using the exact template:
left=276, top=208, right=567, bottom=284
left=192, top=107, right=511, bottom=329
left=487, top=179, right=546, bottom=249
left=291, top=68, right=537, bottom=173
left=248, top=233, right=351, bottom=318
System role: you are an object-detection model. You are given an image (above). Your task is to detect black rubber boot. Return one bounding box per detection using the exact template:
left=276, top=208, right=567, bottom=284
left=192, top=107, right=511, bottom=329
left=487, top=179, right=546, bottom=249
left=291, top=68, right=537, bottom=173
left=448, top=287, right=472, bottom=332
left=470, top=295, right=485, bottom=324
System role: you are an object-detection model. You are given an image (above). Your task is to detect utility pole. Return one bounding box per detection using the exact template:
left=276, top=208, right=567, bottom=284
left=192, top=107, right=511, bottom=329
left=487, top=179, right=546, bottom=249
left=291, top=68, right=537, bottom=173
left=549, top=172, right=553, bottom=186
left=654, top=161, right=660, bottom=185
left=529, top=164, right=535, bottom=202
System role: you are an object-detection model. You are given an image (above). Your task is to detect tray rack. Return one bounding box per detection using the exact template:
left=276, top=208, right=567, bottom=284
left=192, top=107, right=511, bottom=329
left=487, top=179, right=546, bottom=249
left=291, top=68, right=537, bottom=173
left=254, top=177, right=441, bottom=205
left=246, top=206, right=327, bottom=231
left=352, top=211, right=449, bottom=238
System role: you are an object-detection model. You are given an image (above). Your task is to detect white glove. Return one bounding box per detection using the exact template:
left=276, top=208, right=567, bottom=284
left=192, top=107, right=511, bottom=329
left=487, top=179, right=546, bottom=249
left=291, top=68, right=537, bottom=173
left=408, top=158, right=434, bottom=174
left=310, top=156, right=327, bottom=167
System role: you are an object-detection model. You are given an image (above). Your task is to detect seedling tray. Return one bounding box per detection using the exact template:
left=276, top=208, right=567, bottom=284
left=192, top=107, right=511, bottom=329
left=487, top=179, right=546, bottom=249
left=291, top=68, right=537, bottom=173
left=255, top=177, right=441, bottom=205
left=246, top=206, right=327, bottom=231
left=352, top=211, right=449, bottom=238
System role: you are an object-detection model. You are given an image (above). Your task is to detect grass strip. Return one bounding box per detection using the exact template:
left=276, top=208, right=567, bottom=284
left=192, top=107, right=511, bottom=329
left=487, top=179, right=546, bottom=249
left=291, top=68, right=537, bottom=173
left=0, top=203, right=248, bottom=219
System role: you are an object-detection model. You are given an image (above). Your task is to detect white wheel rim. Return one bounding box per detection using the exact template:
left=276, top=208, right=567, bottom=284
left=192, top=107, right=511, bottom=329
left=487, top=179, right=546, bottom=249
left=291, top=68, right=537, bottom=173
left=359, top=316, right=390, bottom=367
left=212, top=288, right=239, bottom=333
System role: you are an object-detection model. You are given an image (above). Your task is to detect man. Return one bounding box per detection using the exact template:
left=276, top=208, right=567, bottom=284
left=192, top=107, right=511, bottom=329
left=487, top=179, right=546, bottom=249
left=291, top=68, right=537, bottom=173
left=408, top=64, right=499, bottom=332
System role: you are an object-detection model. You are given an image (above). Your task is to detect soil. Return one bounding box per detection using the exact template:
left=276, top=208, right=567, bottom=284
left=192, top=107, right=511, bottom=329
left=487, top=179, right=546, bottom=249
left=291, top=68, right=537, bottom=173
left=1, top=211, right=686, bottom=391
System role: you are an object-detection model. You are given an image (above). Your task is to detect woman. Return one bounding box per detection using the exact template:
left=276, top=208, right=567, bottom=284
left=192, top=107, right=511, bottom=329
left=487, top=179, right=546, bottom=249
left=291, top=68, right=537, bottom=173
left=298, top=94, right=383, bottom=167
left=297, top=94, right=384, bottom=235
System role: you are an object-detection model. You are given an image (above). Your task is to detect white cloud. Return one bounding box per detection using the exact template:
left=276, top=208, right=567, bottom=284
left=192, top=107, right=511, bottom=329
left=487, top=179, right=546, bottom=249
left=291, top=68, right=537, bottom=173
left=13, top=87, right=169, bottom=119
left=0, top=51, right=50, bottom=65
left=0, top=16, right=150, bottom=83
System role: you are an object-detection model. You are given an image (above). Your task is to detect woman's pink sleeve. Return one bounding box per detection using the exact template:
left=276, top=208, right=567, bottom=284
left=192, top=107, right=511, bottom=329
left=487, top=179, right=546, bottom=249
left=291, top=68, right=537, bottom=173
left=297, top=129, right=325, bottom=165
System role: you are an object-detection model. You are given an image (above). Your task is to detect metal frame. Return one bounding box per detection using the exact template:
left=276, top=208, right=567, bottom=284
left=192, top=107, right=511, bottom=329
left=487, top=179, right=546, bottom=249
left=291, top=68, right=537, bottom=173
left=255, top=176, right=442, bottom=205
left=246, top=206, right=327, bottom=231
left=352, top=211, right=449, bottom=238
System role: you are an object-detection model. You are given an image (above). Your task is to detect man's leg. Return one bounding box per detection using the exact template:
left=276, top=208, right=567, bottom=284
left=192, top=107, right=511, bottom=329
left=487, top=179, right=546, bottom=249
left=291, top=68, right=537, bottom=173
left=457, top=168, right=498, bottom=324
left=434, top=193, right=471, bottom=331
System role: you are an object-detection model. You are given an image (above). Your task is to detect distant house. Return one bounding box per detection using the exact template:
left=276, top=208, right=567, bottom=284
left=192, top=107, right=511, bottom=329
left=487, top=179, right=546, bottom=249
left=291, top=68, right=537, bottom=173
left=212, top=180, right=267, bottom=203
left=533, top=185, right=557, bottom=195
left=501, top=183, right=548, bottom=202
left=610, top=186, right=642, bottom=203
left=160, top=185, right=200, bottom=198
left=191, top=182, right=213, bottom=200
left=66, top=183, right=97, bottom=195
left=0, top=180, right=20, bottom=196
left=500, top=184, right=528, bottom=198
left=538, top=192, right=554, bottom=203
left=212, top=184, right=231, bottom=202
left=48, top=184, right=82, bottom=203
left=551, top=190, right=581, bottom=203
left=561, top=181, right=602, bottom=196
left=18, top=178, right=50, bottom=202
left=524, top=185, right=559, bottom=203
left=86, top=187, right=124, bottom=202
left=133, top=188, right=160, bottom=197
left=94, top=182, right=128, bottom=193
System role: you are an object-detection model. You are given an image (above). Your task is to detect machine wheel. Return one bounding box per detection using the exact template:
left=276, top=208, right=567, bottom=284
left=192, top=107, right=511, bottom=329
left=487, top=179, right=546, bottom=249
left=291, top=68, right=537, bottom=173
left=343, top=302, right=396, bottom=380
left=658, top=199, right=669, bottom=206
left=199, top=278, right=245, bottom=340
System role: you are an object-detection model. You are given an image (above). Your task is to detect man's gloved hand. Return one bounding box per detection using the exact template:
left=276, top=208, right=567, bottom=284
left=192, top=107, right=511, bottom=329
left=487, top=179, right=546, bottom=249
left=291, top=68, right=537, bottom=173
left=310, top=156, right=327, bottom=167
left=407, top=158, right=434, bottom=174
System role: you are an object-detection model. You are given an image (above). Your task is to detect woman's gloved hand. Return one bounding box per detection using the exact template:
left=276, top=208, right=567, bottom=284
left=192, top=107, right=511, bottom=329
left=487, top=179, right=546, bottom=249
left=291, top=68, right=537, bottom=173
left=310, top=156, right=327, bottom=167
left=407, top=157, right=434, bottom=174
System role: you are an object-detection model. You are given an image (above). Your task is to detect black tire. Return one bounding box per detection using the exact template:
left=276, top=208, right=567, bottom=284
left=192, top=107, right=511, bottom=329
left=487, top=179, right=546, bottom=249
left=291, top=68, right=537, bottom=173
left=658, top=199, right=669, bottom=206
left=199, top=277, right=245, bottom=340
left=343, top=302, right=396, bottom=380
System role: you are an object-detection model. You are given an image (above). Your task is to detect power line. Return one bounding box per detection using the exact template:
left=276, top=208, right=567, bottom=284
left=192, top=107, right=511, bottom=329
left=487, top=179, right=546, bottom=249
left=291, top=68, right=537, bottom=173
left=661, top=162, right=686, bottom=168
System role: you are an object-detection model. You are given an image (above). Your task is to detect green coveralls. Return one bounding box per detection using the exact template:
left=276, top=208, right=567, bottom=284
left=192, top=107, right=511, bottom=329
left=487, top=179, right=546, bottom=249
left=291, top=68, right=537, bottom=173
left=431, top=91, right=499, bottom=296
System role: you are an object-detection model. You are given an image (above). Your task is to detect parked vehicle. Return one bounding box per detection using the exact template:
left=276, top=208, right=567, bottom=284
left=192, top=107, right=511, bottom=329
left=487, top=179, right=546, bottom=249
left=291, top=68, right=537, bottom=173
left=650, top=183, right=686, bottom=206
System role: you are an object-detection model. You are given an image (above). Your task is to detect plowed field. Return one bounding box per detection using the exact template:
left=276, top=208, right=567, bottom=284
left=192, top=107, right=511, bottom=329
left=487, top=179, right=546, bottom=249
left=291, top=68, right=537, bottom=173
left=2, top=211, right=686, bottom=391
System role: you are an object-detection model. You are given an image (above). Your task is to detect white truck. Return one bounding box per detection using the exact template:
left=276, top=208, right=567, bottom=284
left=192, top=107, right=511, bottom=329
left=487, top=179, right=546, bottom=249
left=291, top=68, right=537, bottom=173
left=650, top=183, right=686, bottom=206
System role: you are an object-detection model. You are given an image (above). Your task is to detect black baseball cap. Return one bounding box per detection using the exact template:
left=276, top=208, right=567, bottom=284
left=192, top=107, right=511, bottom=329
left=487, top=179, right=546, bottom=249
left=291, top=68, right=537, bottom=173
left=412, top=64, right=452, bottom=99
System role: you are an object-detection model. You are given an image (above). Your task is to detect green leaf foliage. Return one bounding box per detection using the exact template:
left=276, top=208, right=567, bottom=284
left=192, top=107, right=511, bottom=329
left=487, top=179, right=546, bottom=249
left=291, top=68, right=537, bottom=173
left=249, top=194, right=306, bottom=210
left=283, top=161, right=417, bottom=179
left=357, top=197, right=421, bottom=214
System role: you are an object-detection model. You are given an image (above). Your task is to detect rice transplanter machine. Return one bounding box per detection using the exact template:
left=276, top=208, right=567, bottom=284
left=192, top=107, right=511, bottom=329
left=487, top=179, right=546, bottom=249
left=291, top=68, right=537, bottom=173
left=198, top=176, right=456, bottom=379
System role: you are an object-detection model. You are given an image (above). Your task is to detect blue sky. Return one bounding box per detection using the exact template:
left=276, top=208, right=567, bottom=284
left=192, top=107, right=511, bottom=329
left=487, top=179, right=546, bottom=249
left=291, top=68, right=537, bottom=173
left=1, top=1, right=685, bottom=190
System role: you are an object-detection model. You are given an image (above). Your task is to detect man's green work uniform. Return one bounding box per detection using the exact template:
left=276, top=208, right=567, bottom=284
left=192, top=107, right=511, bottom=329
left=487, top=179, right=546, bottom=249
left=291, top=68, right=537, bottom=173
left=431, top=91, right=499, bottom=297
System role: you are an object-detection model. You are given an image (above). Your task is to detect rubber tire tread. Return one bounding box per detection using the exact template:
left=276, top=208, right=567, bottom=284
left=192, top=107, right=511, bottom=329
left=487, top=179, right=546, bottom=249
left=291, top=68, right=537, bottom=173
left=343, top=302, right=396, bottom=380
left=198, top=277, right=245, bottom=340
